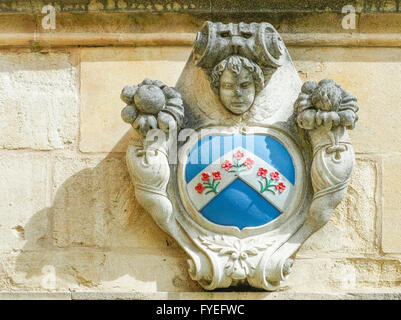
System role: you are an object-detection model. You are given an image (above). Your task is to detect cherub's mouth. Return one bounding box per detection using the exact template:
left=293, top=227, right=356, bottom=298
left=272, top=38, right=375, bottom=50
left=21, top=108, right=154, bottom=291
left=231, top=102, right=245, bottom=106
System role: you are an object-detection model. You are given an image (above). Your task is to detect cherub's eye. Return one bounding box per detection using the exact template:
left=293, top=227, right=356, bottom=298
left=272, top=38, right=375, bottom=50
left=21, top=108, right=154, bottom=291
left=222, top=83, right=234, bottom=89
left=241, top=81, right=251, bottom=88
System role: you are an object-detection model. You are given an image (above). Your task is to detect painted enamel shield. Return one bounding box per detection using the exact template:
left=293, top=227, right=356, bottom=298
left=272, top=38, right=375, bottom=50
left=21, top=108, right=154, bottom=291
left=178, top=126, right=305, bottom=233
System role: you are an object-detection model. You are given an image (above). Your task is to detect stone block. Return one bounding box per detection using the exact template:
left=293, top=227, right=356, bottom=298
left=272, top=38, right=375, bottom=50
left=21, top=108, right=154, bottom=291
left=0, top=153, right=50, bottom=252
left=382, top=209, right=401, bottom=254
left=8, top=248, right=199, bottom=292
left=0, top=52, right=78, bottom=150
left=383, top=155, right=401, bottom=211
left=290, top=47, right=401, bottom=155
left=359, top=13, right=401, bottom=33
left=52, top=154, right=133, bottom=247
left=0, top=14, right=35, bottom=33
left=287, top=258, right=401, bottom=292
left=4, top=249, right=103, bottom=291
left=382, top=155, right=401, bottom=253
left=297, top=159, right=378, bottom=256
left=95, top=251, right=200, bottom=292
left=51, top=154, right=180, bottom=251
left=79, top=47, right=191, bottom=153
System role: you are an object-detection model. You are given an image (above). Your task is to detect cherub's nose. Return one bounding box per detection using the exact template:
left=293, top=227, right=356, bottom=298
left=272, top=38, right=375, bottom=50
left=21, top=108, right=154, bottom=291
left=231, top=36, right=244, bottom=54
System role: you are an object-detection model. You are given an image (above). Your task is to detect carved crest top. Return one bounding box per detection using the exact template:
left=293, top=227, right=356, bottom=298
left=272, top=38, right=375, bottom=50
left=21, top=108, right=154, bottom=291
left=193, top=21, right=287, bottom=70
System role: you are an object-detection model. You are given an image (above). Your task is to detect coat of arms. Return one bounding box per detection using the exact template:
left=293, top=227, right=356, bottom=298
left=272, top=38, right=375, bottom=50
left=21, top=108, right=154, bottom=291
left=120, top=21, right=359, bottom=290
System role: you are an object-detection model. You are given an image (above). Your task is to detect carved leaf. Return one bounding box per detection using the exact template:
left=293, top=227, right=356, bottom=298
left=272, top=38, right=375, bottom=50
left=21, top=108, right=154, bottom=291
left=199, top=236, right=237, bottom=254
left=245, top=239, right=272, bottom=251
left=224, top=260, right=234, bottom=276
left=219, top=247, right=237, bottom=256
left=233, top=239, right=241, bottom=251
left=198, top=236, right=274, bottom=257
left=244, top=248, right=259, bottom=256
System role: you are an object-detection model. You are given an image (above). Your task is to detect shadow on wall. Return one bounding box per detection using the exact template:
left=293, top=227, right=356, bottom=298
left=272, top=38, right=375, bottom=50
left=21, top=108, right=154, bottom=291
left=14, top=131, right=203, bottom=292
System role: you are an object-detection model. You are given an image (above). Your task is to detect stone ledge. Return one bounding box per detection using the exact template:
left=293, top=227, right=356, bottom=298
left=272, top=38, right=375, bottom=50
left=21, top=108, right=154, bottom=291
left=69, top=291, right=357, bottom=300
left=1, top=9, right=399, bottom=43
left=1, top=291, right=401, bottom=300
left=0, top=291, right=72, bottom=300
left=71, top=291, right=401, bottom=300
left=2, top=32, right=401, bottom=48
left=2, top=0, right=401, bottom=13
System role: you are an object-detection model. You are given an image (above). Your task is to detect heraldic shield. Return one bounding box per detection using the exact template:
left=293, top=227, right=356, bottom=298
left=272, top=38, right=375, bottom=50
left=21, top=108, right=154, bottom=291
left=178, top=127, right=303, bottom=232
left=120, top=21, right=359, bottom=291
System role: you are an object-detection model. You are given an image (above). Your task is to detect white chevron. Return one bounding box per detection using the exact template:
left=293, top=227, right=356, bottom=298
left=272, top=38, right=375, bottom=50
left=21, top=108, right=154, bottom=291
left=186, top=148, right=294, bottom=212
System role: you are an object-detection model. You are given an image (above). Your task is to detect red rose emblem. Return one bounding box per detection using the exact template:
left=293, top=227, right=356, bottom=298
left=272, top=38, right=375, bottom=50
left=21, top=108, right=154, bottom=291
left=270, top=171, right=280, bottom=180
left=243, top=158, right=254, bottom=169
left=195, top=183, right=205, bottom=194
left=234, top=150, right=244, bottom=160
left=212, top=171, right=222, bottom=180
left=257, top=168, right=268, bottom=178
left=275, top=182, right=286, bottom=193
left=221, top=160, right=233, bottom=171
left=201, top=172, right=210, bottom=181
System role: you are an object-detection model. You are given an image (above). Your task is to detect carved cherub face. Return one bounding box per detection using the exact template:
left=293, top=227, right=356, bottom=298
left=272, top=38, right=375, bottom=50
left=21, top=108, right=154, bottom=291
left=211, top=55, right=264, bottom=115
left=219, top=67, right=255, bottom=114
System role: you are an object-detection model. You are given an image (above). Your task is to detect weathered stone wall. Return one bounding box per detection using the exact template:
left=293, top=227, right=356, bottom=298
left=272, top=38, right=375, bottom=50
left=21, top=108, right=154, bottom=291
left=0, top=2, right=400, bottom=298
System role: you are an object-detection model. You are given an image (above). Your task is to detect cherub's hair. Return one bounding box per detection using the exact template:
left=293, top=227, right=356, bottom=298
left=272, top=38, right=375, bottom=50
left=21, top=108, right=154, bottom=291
left=210, top=55, right=264, bottom=95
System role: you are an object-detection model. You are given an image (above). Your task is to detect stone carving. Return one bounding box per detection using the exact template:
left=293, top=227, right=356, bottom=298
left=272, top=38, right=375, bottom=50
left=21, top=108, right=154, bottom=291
left=121, top=78, right=184, bottom=135
left=210, top=55, right=264, bottom=114
left=199, top=235, right=273, bottom=281
left=121, top=79, right=186, bottom=240
left=193, top=21, right=286, bottom=70
left=120, top=21, right=359, bottom=291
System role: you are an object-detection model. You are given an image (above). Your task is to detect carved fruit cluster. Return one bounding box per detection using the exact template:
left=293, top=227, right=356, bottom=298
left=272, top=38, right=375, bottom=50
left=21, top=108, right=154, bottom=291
left=120, top=78, right=184, bottom=135
left=295, top=79, right=359, bottom=131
